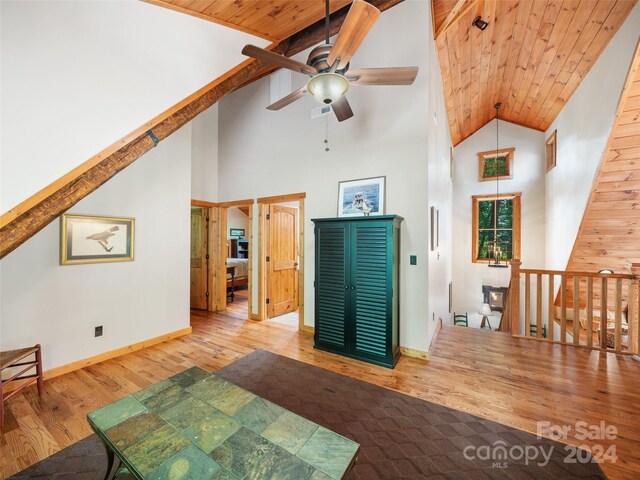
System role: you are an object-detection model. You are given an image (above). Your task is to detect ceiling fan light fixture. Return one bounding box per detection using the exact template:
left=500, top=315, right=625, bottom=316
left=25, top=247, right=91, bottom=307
left=473, top=16, right=489, bottom=31
left=307, top=73, right=350, bottom=105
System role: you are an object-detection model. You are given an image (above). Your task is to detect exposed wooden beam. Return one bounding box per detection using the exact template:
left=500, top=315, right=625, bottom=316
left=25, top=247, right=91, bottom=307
left=0, top=0, right=405, bottom=259
left=434, top=0, right=477, bottom=39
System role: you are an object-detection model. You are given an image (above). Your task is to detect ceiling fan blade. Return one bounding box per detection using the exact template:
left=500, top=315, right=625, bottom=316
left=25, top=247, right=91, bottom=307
left=267, top=86, right=308, bottom=111
left=347, top=67, right=419, bottom=85
left=332, top=96, right=354, bottom=122
left=242, top=45, right=316, bottom=76
left=327, top=0, right=381, bottom=71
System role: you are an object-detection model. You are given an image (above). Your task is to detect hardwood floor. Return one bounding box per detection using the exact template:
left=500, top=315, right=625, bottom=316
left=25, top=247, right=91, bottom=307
left=1, top=308, right=639, bottom=479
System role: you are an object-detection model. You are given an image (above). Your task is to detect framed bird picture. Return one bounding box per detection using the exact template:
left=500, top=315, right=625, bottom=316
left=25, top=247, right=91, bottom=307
left=60, top=214, right=135, bottom=265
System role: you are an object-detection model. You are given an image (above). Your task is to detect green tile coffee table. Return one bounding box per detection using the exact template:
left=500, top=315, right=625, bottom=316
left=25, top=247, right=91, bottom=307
left=87, top=367, right=359, bottom=480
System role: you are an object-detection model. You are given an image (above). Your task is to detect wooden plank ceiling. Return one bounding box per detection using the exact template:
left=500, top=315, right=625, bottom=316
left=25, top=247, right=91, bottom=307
left=564, top=40, right=640, bottom=307
left=434, top=0, right=638, bottom=146
left=144, top=0, right=353, bottom=41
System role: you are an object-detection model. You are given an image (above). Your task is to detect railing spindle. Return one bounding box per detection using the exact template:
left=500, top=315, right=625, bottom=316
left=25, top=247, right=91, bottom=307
left=536, top=274, right=542, bottom=338
left=586, top=277, right=593, bottom=348
left=561, top=276, right=567, bottom=343
left=573, top=276, right=580, bottom=346
left=525, top=273, right=531, bottom=337
left=615, top=278, right=622, bottom=353
left=630, top=264, right=640, bottom=355
left=548, top=274, right=554, bottom=342
left=600, top=277, right=608, bottom=349
left=510, top=259, right=521, bottom=336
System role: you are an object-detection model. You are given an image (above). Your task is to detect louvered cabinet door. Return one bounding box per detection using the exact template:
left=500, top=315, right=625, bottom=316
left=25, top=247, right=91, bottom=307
left=350, top=221, right=393, bottom=365
left=314, top=223, right=349, bottom=352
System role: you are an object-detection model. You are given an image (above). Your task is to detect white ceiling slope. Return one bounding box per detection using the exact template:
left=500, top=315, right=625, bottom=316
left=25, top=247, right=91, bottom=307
left=1, top=0, right=269, bottom=211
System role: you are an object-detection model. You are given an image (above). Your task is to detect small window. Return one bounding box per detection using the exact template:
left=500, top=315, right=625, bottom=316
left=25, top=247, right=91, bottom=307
left=478, top=148, right=514, bottom=181
left=546, top=130, right=557, bottom=172
left=472, top=193, right=521, bottom=263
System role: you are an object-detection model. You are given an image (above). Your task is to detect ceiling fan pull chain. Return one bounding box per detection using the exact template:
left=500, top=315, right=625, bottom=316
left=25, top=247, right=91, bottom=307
left=324, top=116, right=330, bottom=152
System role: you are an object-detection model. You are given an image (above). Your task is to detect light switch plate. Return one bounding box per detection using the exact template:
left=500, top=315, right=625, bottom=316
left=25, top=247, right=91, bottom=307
left=410, top=255, right=417, bottom=265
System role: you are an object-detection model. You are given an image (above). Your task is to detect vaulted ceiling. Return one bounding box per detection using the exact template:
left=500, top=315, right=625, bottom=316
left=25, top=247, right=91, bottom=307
left=147, top=1, right=638, bottom=146
left=433, top=0, right=638, bottom=145
left=144, top=0, right=353, bottom=41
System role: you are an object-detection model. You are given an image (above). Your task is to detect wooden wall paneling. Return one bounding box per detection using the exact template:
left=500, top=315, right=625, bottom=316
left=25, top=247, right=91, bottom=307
left=540, top=0, right=637, bottom=127
left=208, top=207, right=218, bottom=312
left=217, top=207, right=228, bottom=312
left=258, top=203, right=267, bottom=322
left=468, top=3, right=483, bottom=139
left=142, top=0, right=276, bottom=40
left=560, top=39, right=640, bottom=325
left=497, top=0, right=533, bottom=119
left=486, top=0, right=518, bottom=122
left=502, top=0, right=547, bottom=123
left=502, top=0, right=558, bottom=118
left=446, top=21, right=466, bottom=141
left=434, top=0, right=635, bottom=145
left=535, top=0, right=616, bottom=127
left=476, top=0, right=496, bottom=129
left=519, top=0, right=580, bottom=122
left=247, top=204, right=254, bottom=319
left=298, top=197, right=305, bottom=330
left=436, top=34, right=460, bottom=144
left=526, top=1, right=596, bottom=126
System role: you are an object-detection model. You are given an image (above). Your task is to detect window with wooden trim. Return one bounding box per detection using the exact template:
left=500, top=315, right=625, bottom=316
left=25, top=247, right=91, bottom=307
left=478, top=148, right=514, bottom=181
left=472, top=193, right=521, bottom=263
left=546, top=130, right=557, bottom=172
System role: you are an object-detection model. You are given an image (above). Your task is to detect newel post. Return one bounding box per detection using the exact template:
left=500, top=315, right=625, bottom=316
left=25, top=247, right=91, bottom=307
left=510, top=259, right=521, bottom=336
left=629, top=263, right=640, bottom=355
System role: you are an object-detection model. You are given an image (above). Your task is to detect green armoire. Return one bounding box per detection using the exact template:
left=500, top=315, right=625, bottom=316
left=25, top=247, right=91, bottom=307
left=312, top=215, right=403, bottom=368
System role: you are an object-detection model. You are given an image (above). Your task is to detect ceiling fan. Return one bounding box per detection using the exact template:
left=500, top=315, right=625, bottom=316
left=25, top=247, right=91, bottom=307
left=241, top=0, right=418, bottom=122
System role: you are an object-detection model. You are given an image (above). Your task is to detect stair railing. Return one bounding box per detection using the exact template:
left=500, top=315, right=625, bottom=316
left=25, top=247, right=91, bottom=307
left=508, top=259, right=640, bottom=355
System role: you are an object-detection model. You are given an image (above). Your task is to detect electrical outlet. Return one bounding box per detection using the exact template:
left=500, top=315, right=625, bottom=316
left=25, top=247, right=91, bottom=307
left=95, top=326, right=103, bottom=337
left=410, top=255, right=417, bottom=265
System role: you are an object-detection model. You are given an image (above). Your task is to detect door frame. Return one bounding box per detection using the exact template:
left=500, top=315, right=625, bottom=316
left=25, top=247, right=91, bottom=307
left=257, top=192, right=306, bottom=331
left=191, top=199, right=218, bottom=312
left=217, top=199, right=255, bottom=318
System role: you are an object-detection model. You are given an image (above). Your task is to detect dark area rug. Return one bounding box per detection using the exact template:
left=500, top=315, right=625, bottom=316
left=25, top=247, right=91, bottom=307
left=10, top=349, right=604, bottom=479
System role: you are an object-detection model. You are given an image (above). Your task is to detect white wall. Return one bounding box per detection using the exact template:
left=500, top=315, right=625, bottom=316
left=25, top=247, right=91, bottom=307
left=545, top=5, right=640, bottom=271
left=426, top=12, right=454, bottom=341
left=227, top=207, right=249, bottom=240
left=452, top=120, right=546, bottom=325
left=0, top=0, right=267, bottom=212
left=218, top=1, right=449, bottom=352
left=192, top=105, right=219, bottom=201
left=0, top=126, right=192, bottom=371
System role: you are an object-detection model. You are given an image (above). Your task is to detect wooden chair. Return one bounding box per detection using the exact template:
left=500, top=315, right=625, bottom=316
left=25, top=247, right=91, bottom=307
left=1, top=345, right=43, bottom=425
left=529, top=324, right=547, bottom=338
left=453, top=312, right=468, bottom=327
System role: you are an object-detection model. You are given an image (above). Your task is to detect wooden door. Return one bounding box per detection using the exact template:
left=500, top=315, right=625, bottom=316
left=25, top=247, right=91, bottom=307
left=190, top=207, right=208, bottom=309
left=267, top=205, right=298, bottom=318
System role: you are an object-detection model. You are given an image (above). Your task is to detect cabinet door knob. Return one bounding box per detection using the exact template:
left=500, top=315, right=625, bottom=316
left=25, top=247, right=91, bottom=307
left=351, top=286, right=356, bottom=290
left=345, top=285, right=349, bottom=290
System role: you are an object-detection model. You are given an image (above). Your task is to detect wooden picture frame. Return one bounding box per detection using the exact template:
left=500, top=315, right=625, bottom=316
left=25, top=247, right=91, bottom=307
left=546, top=130, right=557, bottom=172
left=60, top=214, right=134, bottom=265
left=478, top=147, right=515, bottom=181
left=337, top=176, right=386, bottom=217
left=430, top=206, right=439, bottom=252
left=229, top=228, right=245, bottom=237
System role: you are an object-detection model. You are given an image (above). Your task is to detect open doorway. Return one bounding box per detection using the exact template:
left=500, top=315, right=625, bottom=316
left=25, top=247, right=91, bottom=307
left=190, top=201, right=217, bottom=312
left=257, top=193, right=305, bottom=330
left=217, top=199, right=254, bottom=320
